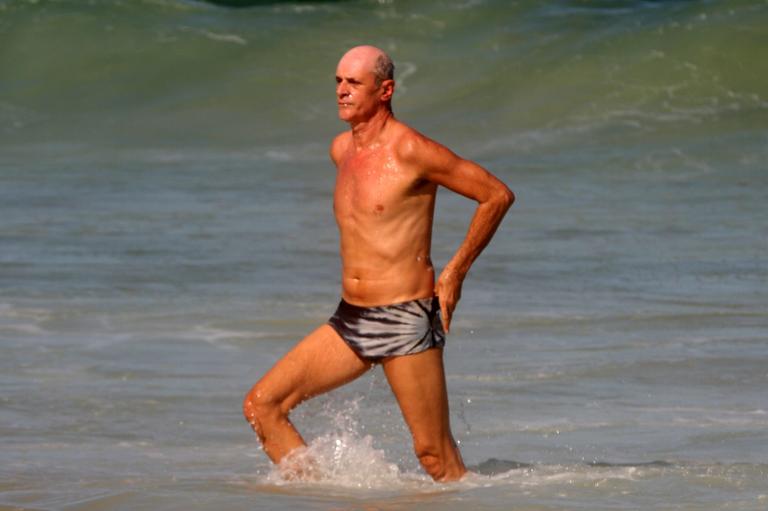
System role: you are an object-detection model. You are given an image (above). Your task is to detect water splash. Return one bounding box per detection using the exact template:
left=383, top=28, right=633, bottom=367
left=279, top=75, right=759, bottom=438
left=262, top=398, right=415, bottom=489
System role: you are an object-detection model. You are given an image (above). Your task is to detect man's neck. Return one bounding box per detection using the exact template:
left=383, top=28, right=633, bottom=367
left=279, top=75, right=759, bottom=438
left=349, top=109, right=394, bottom=150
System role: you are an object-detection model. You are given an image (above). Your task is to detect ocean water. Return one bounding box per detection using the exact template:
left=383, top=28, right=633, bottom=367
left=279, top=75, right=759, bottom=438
left=1, top=0, right=767, bottom=509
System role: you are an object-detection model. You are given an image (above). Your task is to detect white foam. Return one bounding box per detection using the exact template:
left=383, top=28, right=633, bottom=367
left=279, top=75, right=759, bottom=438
left=262, top=398, right=424, bottom=490
left=0, top=302, right=51, bottom=335
left=177, top=26, right=248, bottom=46
left=264, top=431, right=405, bottom=489
left=201, top=30, right=248, bottom=46
left=395, top=62, right=418, bottom=94
left=190, top=325, right=255, bottom=348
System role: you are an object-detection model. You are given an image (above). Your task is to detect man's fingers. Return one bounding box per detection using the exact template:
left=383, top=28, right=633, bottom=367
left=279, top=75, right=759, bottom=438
left=440, top=297, right=452, bottom=333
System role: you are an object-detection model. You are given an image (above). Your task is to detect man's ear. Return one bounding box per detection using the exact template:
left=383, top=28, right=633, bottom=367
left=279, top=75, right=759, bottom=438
left=380, top=79, right=395, bottom=102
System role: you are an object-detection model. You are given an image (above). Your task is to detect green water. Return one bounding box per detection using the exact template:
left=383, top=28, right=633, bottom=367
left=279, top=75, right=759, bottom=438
left=2, top=0, right=766, bottom=151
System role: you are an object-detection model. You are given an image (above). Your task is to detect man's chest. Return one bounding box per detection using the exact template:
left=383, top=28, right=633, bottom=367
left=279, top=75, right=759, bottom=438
left=333, top=151, right=417, bottom=218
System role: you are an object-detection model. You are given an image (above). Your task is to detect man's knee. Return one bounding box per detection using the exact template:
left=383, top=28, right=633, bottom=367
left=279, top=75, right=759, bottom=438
left=242, top=384, right=286, bottom=436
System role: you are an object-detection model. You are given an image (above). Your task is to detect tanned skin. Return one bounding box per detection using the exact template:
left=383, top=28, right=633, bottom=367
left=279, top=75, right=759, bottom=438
left=243, top=45, right=514, bottom=482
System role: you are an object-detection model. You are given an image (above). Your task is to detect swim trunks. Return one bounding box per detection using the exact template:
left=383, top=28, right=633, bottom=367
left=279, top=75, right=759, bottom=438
left=328, top=296, right=445, bottom=360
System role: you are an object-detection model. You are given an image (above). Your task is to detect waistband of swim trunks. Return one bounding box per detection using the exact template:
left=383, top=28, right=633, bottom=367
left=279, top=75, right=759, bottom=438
left=338, top=295, right=438, bottom=312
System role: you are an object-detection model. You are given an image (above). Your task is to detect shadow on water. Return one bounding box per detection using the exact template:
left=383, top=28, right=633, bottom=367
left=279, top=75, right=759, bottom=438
left=470, top=458, right=534, bottom=476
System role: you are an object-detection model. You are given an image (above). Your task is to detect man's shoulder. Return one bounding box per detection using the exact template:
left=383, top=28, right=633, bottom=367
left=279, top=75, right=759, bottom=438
left=331, top=130, right=353, bottom=148
left=390, top=122, right=450, bottom=164
left=330, top=131, right=352, bottom=164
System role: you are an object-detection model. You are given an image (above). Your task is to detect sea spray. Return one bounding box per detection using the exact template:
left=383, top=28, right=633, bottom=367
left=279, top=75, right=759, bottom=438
left=263, top=398, right=405, bottom=489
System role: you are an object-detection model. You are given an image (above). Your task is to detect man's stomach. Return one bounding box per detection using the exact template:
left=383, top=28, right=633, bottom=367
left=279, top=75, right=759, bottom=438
left=340, top=259, right=435, bottom=307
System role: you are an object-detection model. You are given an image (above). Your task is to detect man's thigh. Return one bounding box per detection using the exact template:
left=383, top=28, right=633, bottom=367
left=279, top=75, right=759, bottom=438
left=255, top=324, right=373, bottom=410
left=381, top=348, right=451, bottom=438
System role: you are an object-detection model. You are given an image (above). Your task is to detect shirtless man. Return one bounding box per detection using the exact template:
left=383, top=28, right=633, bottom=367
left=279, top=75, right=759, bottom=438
left=243, top=45, right=514, bottom=482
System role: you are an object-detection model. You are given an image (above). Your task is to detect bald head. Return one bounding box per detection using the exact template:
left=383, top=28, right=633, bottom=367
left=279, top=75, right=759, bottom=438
left=339, top=45, right=394, bottom=86
left=336, top=45, right=396, bottom=121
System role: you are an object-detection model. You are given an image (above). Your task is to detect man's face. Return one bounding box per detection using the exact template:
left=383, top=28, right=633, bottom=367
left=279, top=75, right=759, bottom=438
left=335, top=52, right=383, bottom=123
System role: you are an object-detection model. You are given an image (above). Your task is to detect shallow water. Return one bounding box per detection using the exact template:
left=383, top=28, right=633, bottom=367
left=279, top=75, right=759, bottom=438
left=1, top=0, right=767, bottom=509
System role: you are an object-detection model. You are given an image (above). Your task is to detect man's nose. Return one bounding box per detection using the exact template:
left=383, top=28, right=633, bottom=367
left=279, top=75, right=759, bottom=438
left=336, top=82, right=349, bottom=97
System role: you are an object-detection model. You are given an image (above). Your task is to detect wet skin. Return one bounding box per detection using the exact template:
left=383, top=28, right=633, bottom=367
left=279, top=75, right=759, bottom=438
left=244, top=45, right=514, bottom=482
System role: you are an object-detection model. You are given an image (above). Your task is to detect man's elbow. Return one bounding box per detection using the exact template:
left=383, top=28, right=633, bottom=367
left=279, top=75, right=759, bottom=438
left=495, top=184, right=515, bottom=212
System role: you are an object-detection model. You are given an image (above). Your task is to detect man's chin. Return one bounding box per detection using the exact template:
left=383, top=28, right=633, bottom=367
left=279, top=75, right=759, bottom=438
left=338, top=111, right=356, bottom=123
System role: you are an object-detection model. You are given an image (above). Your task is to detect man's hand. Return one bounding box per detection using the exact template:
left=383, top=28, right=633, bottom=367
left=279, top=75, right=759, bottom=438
left=435, top=267, right=465, bottom=333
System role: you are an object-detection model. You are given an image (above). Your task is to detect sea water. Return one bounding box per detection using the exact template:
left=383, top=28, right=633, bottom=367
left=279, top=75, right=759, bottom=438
left=1, top=0, right=767, bottom=509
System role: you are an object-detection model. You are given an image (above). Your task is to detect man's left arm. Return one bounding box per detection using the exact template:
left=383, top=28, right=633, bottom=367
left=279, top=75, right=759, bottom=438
left=401, top=134, right=514, bottom=332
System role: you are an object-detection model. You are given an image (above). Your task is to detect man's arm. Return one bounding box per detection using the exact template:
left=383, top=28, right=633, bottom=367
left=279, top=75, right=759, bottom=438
left=399, top=133, right=514, bottom=332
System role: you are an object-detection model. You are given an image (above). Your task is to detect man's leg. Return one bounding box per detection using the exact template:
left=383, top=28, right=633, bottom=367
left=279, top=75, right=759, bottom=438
left=381, top=347, right=466, bottom=481
left=243, top=324, right=372, bottom=463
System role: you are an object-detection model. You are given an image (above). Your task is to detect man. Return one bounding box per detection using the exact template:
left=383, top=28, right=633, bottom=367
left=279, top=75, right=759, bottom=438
left=243, top=45, right=513, bottom=482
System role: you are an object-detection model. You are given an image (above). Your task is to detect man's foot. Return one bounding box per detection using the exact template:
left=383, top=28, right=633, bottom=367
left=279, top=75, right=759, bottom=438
left=276, top=447, right=323, bottom=482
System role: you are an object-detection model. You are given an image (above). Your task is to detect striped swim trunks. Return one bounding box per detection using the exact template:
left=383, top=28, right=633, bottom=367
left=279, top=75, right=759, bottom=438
left=328, top=296, right=446, bottom=360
